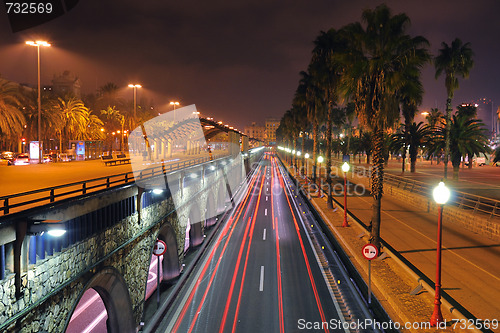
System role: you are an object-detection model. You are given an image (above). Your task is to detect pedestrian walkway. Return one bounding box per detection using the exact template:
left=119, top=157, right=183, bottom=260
left=283, top=160, right=499, bottom=332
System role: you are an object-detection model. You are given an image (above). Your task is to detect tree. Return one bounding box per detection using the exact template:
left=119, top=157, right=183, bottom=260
left=390, top=122, right=432, bottom=172
left=425, top=108, right=443, bottom=128
left=428, top=115, right=490, bottom=180
left=100, top=106, right=124, bottom=153
left=310, top=28, right=347, bottom=208
left=338, top=4, right=429, bottom=248
left=297, top=70, right=325, bottom=183
left=0, top=79, right=25, bottom=146
left=434, top=38, right=474, bottom=179
left=51, top=97, right=90, bottom=153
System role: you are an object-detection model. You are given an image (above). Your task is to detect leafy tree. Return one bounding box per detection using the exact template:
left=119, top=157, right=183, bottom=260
left=434, top=38, right=474, bottom=179
left=51, top=97, right=90, bottom=153
left=428, top=115, right=490, bottom=180
left=0, top=79, right=25, bottom=146
left=390, top=122, right=432, bottom=172
left=338, top=4, right=429, bottom=248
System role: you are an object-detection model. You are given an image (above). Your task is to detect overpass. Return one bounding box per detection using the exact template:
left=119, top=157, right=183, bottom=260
left=0, top=106, right=266, bottom=332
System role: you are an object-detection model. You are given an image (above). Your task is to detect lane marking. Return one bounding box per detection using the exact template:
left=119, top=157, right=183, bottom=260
left=259, top=266, right=265, bottom=291
left=263, top=228, right=266, bottom=241
left=266, top=196, right=268, bottom=201
left=265, top=208, right=267, bottom=216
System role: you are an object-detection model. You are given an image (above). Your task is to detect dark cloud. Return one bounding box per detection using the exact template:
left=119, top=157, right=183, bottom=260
left=1, top=0, right=500, bottom=129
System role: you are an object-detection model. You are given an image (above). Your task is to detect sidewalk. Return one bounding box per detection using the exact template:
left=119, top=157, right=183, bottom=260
left=283, top=162, right=494, bottom=333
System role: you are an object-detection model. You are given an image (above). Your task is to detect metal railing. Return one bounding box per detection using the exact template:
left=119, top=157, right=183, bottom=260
left=0, top=155, right=221, bottom=216
left=335, top=162, right=500, bottom=220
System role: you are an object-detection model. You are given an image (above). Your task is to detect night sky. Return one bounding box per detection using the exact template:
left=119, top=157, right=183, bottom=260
left=1, top=0, right=499, bottom=131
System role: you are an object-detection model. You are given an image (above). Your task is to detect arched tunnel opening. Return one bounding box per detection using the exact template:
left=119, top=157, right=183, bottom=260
left=65, top=268, right=135, bottom=333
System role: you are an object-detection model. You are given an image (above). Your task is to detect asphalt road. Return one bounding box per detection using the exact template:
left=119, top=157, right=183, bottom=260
left=317, top=170, right=500, bottom=324
left=156, top=153, right=362, bottom=333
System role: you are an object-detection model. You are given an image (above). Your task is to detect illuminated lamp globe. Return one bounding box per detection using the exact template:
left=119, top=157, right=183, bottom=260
left=304, top=153, right=310, bottom=159
left=317, top=156, right=324, bottom=163
left=433, top=182, right=450, bottom=205
left=342, top=162, right=350, bottom=173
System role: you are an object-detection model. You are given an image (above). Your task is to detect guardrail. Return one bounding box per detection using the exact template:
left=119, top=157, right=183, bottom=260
left=339, top=162, right=500, bottom=220
left=0, top=155, right=220, bottom=216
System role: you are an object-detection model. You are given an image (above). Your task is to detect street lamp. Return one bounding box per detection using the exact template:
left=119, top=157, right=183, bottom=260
left=317, top=156, right=324, bottom=179
left=128, top=84, right=142, bottom=120
left=430, top=181, right=451, bottom=326
left=26, top=40, right=50, bottom=163
left=342, top=162, right=350, bottom=227
left=170, top=101, right=180, bottom=110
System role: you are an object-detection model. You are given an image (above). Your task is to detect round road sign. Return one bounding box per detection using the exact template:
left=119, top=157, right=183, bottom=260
left=153, top=239, right=167, bottom=256
left=362, top=243, right=379, bottom=260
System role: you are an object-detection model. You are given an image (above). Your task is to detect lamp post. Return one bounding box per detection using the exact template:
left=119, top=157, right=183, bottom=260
left=305, top=153, right=310, bottom=178
left=170, top=101, right=180, bottom=110
left=317, top=156, right=324, bottom=180
left=26, top=41, right=50, bottom=163
left=342, top=162, right=350, bottom=227
left=430, top=181, right=451, bottom=326
left=128, top=84, right=142, bottom=121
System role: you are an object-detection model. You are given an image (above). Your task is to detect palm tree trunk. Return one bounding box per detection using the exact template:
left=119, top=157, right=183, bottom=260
left=444, top=97, right=452, bottom=179
left=326, top=104, right=333, bottom=209
left=467, top=153, right=473, bottom=169
left=301, top=135, right=306, bottom=176
left=312, top=121, right=318, bottom=183
left=370, top=127, right=384, bottom=249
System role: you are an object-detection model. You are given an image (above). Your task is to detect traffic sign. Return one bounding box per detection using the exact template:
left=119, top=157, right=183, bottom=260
left=362, top=244, right=379, bottom=260
left=153, top=240, right=167, bottom=256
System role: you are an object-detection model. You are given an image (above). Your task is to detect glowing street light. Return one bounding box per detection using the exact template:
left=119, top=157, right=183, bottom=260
left=26, top=40, right=51, bottom=163
left=342, top=162, right=350, bottom=227
left=128, top=84, right=142, bottom=120
left=430, top=181, right=451, bottom=326
left=170, top=101, right=180, bottom=110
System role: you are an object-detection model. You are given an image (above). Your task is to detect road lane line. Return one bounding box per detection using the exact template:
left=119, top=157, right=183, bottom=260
left=220, top=173, right=266, bottom=333
left=265, top=208, right=267, bottom=216
left=263, top=228, right=266, bottom=241
left=259, top=266, right=265, bottom=291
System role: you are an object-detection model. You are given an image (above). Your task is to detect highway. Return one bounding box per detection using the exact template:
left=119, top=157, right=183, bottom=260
left=153, top=153, right=372, bottom=333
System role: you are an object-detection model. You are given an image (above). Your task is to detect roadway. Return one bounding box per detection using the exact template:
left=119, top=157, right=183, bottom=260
left=155, top=153, right=371, bottom=332
left=300, top=160, right=500, bottom=324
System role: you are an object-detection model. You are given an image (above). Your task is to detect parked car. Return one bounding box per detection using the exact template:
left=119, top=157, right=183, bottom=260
left=0, top=151, right=15, bottom=165
left=11, top=153, right=30, bottom=165
left=43, top=154, right=53, bottom=163
left=59, top=153, right=71, bottom=162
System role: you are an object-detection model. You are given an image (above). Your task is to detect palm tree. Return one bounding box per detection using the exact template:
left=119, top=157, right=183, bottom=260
left=428, top=115, right=490, bottom=180
left=434, top=38, right=474, bottom=179
left=289, top=88, right=310, bottom=174
left=338, top=4, right=429, bottom=248
left=297, top=70, right=325, bottom=183
left=311, top=28, right=346, bottom=208
left=0, top=78, right=25, bottom=145
left=101, top=106, right=124, bottom=153
left=390, top=122, right=432, bottom=172
left=51, top=97, right=90, bottom=153
left=426, top=108, right=443, bottom=128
